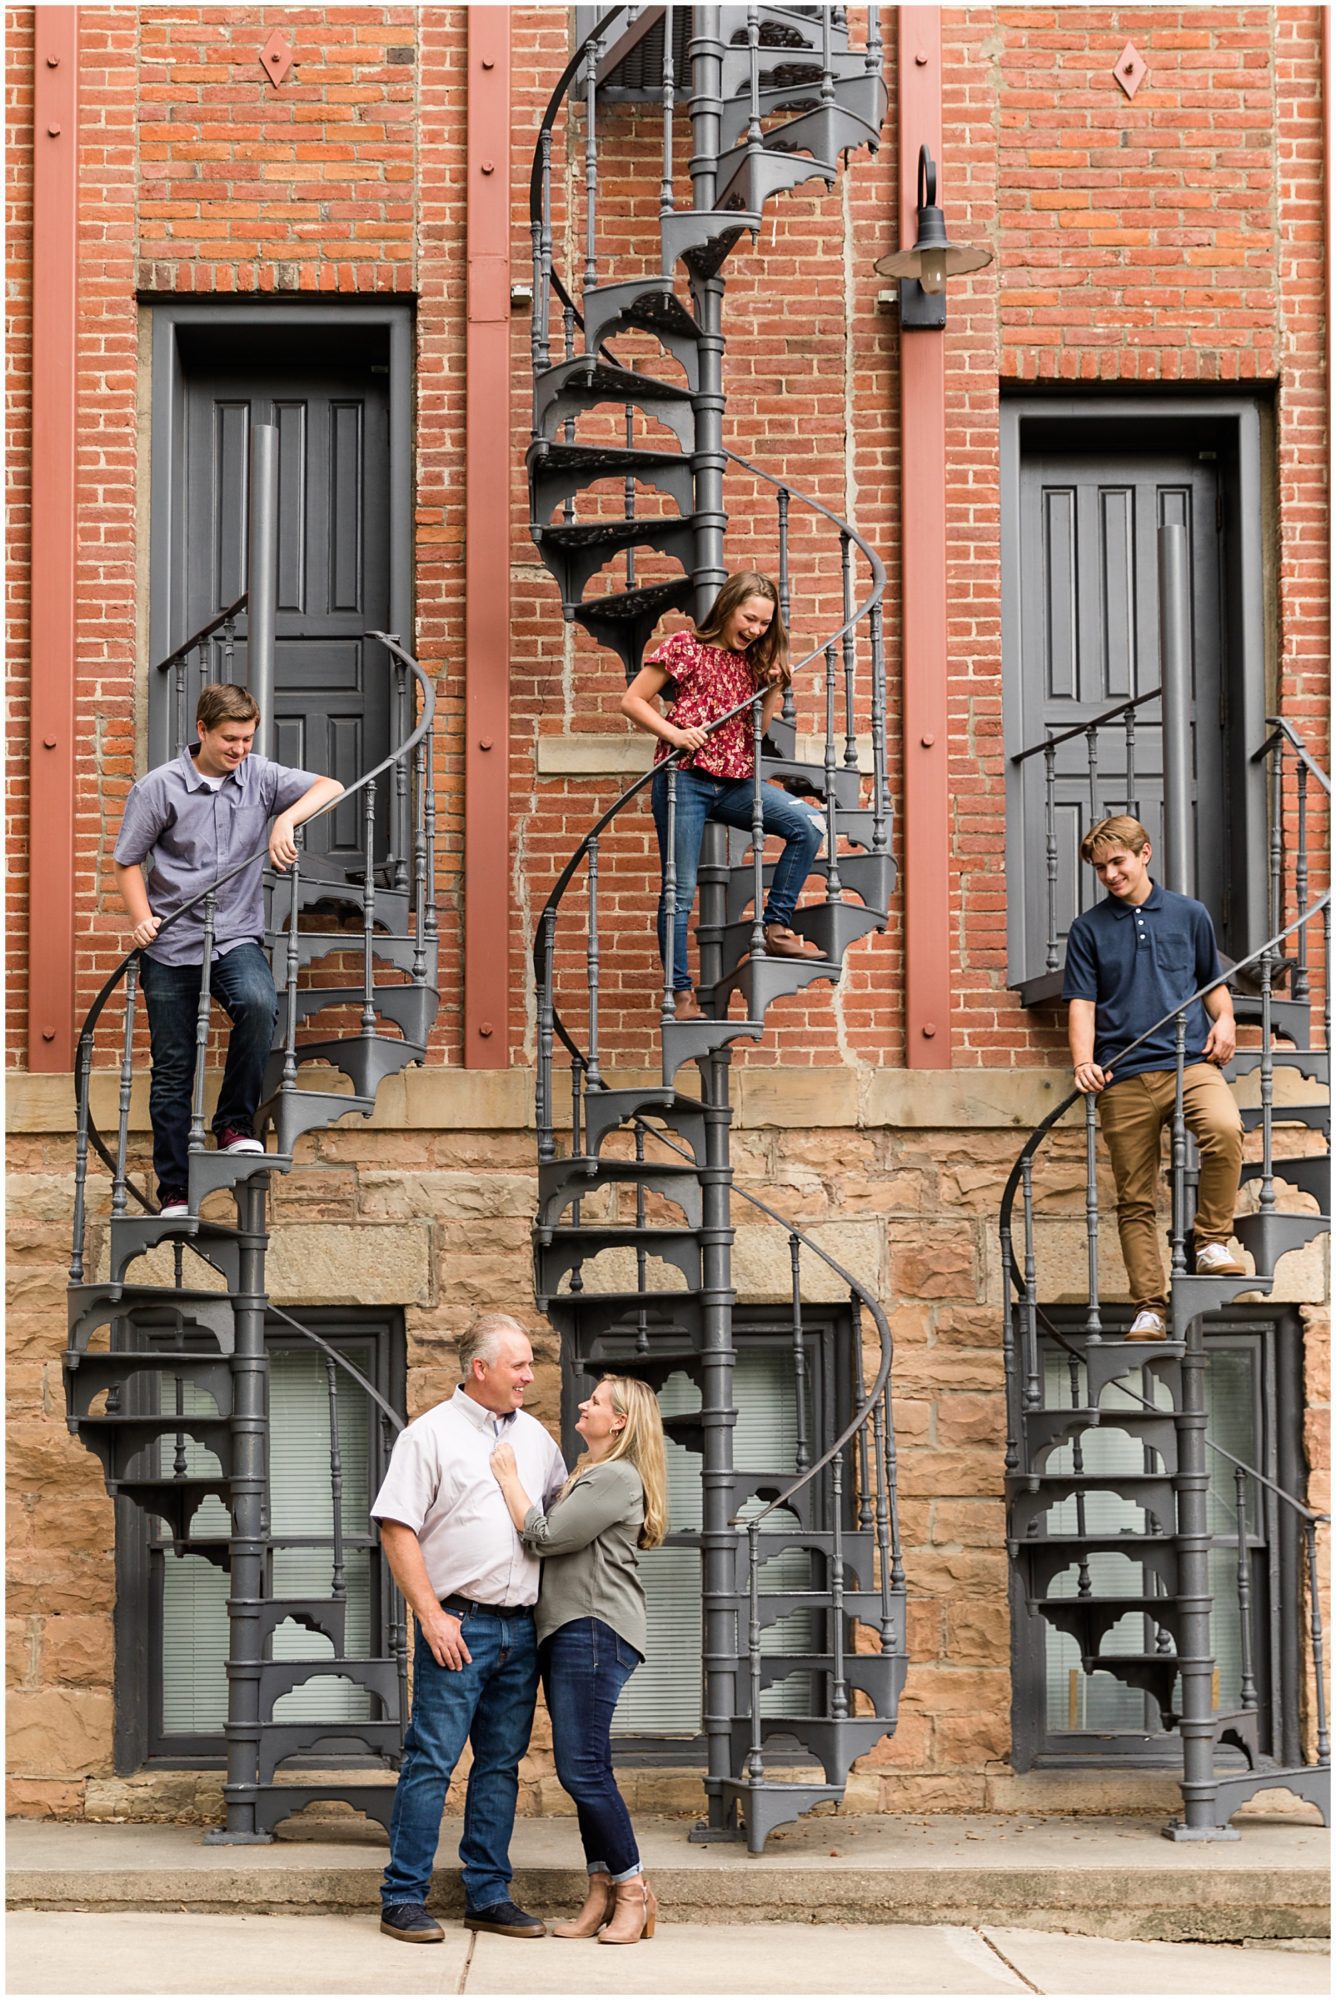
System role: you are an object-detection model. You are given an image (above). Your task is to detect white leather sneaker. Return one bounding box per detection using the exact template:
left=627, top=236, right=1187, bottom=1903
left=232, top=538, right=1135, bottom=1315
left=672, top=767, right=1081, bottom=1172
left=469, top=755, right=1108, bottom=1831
left=1195, top=1243, right=1247, bottom=1276
left=1127, top=1310, right=1166, bottom=1341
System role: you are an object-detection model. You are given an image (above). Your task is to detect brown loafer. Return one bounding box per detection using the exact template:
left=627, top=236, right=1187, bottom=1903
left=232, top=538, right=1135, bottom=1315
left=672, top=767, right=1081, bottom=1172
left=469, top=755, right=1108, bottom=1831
left=672, top=988, right=704, bottom=1021
left=762, top=924, right=819, bottom=959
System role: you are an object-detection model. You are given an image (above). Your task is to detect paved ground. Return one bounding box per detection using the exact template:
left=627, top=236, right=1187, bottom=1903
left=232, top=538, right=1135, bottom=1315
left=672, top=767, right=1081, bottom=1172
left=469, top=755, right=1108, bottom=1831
left=7, top=1811, right=1328, bottom=1943
left=3, top=1911, right=1330, bottom=1995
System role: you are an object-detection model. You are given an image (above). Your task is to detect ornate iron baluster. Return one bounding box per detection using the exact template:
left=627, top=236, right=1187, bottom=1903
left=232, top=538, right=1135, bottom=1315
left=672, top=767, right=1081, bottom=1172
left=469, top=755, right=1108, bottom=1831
left=851, top=1293, right=872, bottom=1529
left=536, top=907, right=557, bottom=1164
left=537, top=128, right=553, bottom=375
left=824, top=645, right=843, bottom=900
left=789, top=1232, right=810, bottom=1472
left=393, top=660, right=409, bottom=892
left=745, top=4, right=763, bottom=151
left=173, top=1370, right=189, bottom=1481
left=1169, top=1013, right=1189, bottom=1275
left=1234, top=1466, right=1257, bottom=1709
left=282, top=860, right=302, bottom=1097
left=1086, top=720, right=1099, bottom=830
left=624, top=406, right=637, bottom=589
left=70, top=1030, right=94, bottom=1281
left=222, top=610, right=236, bottom=684
left=424, top=728, right=438, bottom=946
left=660, top=28, right=675, bottom=218
left=411, top=735, right=428, bottom=982
left=1069, top=1353, right=1091, bottom=1598
left=661, top=767, right=679, bottom=1035
left=830, top=1445, right=848, bottom=1717
left=1306, top=1520, right=1330, bottom=1763
left=1021, top=1156, right=1040, bottom=1409
left=750, top=700, right=767, bottom=959
left=1259, top=948, right=1275, bottom=1212
left=745, top=1520, right=765, bottom=1784
left=868, top=601, right=889, bottom=853
left=188, top=893, right=218, bottom=1159
left=840, top=532, right=858, bottom=770
left=326, top=1355, right=346, bottom=1601
left=1124, top=699, right=1137, bottom=815
left=882, top=1376, right=905, bottom=1596
left=1001, top=1214, right=1019, bottom=1474
left=1294, top=761, right=1310, bottom=1003
left=1269, top=737, right=1284, bottom=941
left=1044, top=738, right=1059, bottom=972
left=635, top=1123, right=649, bottom=1355
left=362, top=779, right=378, bottom=1033
left=586, top=837, right=603, bottom=1088
left=112, top=958, right=139, bottom=1217
left=1084, top=1095, right=1102, bottom=1338
left=777, top=490, right=794, bottom=732
left=175, top=649, right=188, bottom=755
left=583, top=31, right=600, bottom=295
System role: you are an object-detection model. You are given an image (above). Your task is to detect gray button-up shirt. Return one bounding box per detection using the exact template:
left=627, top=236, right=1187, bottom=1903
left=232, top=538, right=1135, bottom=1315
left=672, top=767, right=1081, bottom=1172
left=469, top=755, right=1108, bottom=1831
left=114, top=748, right=318, bottom=966
left=371, top=1389, right=569, bottom=1607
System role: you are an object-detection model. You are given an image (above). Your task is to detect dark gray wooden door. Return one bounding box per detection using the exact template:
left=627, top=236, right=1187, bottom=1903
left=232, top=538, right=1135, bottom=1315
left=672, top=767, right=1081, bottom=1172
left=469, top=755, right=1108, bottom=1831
left=180, top=342, right=391, bottom=865
left=1016, top=448, right=1225, bottom=976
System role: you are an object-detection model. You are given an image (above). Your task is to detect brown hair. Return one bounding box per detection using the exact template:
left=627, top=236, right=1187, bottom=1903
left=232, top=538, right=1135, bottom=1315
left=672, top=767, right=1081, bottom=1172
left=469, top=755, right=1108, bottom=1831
left=694, top=571, right=790, bottom=690
left=1080, top=814, right=1151, bottom=866
left=196, top=683, right=260, bottom=732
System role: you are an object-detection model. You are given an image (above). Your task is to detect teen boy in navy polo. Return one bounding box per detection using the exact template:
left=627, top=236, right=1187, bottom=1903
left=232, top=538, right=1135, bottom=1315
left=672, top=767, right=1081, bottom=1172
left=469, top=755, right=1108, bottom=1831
left=114, top=683, right=343, bottom=1217
left=1064, top=815, right=1245, bottom=1340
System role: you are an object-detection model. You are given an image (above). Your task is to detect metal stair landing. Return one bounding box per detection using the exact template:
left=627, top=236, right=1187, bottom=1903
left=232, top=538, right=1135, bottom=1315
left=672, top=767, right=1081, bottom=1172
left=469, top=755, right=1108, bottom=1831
left=527, top=5, right=899, bottom=1852
left=68, top=631, right=435, bottom=1844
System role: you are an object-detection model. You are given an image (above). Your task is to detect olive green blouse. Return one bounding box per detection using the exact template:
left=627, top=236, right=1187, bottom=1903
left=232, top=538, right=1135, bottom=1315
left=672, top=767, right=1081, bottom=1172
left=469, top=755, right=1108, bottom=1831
left=521, top=1458, right=647, bottom=1656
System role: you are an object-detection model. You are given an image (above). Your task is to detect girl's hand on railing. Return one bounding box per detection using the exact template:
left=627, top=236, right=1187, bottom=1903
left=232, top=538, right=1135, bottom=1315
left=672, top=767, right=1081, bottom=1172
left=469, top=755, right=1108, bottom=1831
left=128, top=914, right=161, bottom=951
left=1072, top=1060, right=1110, bottom=1095
left=671, top=723, right=710, bottom=753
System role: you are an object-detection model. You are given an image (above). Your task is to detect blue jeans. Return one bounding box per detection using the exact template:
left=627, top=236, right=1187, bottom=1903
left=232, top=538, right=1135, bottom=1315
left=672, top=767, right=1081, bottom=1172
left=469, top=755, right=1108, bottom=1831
left=382, top=1608, right=539, bottom=1912
left=541, top=1617, right=643, bottom=1881
left=650, top=766, right=824, bottom=992
left=138, top=942, right=278, bottom=1200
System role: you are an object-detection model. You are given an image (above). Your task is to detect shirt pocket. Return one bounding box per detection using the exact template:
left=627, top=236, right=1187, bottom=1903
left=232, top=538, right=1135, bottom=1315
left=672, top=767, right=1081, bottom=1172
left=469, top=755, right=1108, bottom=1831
left=1155, top=937, right=1198, bottom=991
left=223, top=791, right=272, bottom=865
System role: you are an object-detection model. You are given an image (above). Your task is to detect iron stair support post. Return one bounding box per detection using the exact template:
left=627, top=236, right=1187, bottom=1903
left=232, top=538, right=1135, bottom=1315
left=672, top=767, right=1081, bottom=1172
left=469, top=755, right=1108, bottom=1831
left=693, top=1046, right=741, bottom=1840
left=247, top=425, right=279, bottom=758
left=1163, top=1307, right=1235, bottom=1840
left=207, top=1174, right=274, bottom=1843
left=1158, top=522, right=1193, bottom=898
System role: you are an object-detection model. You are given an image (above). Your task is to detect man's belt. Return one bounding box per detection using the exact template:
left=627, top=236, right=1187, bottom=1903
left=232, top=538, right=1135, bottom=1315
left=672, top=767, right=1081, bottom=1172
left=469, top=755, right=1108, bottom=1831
left=439, top=1593, right=533, bottom=1618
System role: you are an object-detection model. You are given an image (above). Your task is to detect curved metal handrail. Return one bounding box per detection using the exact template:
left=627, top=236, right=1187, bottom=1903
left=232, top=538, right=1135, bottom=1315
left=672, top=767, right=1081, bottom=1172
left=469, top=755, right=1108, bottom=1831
left=268, top=1303, right=404, bottom=1435
left=72, top=632, right=436, bottom=1208
left=1253, top=716, right=1333, bottom=796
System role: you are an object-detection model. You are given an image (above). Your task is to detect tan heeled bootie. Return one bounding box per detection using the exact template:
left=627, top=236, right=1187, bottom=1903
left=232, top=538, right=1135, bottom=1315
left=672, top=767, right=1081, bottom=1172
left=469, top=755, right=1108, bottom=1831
left=597, top=1876, right=657, bottom=1945
left=552, top=1872, right=615, bottom=1939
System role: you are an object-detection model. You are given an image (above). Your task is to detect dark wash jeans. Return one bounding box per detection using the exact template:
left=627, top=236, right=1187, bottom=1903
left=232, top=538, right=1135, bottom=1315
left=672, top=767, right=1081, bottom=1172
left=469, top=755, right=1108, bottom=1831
left=541, top=1616, right=643, bottom=1882
left=650, top=765, right=825, bottom=992
left=138, top=942, right=278, bottom=1201
left=382, top=1607, right=539, bottom=1912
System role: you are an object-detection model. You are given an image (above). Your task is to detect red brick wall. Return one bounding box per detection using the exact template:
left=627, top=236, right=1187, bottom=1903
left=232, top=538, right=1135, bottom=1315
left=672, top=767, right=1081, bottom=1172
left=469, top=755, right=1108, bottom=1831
left=5, top=8, right=33, bottom=1058
left=4, top=4, right=1328, bottom=1073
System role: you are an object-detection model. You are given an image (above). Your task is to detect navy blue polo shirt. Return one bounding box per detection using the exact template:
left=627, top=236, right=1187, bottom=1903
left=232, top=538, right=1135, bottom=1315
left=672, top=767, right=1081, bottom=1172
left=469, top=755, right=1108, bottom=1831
left=1062, top=882, right=1223, bottom=1080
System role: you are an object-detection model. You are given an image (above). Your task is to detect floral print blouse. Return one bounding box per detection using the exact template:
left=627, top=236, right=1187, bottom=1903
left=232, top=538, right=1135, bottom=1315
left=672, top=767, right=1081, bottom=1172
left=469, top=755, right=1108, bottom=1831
left=647, top=628, right=762, bottom=780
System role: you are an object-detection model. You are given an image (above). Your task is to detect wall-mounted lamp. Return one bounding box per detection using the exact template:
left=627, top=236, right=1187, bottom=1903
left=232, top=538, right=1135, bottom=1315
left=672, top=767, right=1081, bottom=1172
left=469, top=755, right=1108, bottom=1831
left=874, top=146, right=992, bottom=330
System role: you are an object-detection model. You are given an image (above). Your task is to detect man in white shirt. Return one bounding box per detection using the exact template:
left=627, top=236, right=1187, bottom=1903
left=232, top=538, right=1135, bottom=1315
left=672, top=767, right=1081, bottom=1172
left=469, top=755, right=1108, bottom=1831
left=373, top=1313, right=567, bottom=1945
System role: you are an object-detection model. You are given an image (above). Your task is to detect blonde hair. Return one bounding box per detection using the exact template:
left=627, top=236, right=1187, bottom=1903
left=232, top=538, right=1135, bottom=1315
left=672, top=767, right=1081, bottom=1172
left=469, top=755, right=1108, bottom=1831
left=693, top=570, right=790, bottom=691
left=1081, top=814, right=1151, bottom=866
left=564, top=1375, right=668, bottom=1549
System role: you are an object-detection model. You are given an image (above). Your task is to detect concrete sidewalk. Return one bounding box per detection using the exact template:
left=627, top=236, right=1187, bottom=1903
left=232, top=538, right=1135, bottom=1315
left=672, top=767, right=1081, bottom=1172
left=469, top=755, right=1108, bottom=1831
left=3, top=1912, right=1330, bottom=1996
left=6, top=1811, right=1329, bottom=1944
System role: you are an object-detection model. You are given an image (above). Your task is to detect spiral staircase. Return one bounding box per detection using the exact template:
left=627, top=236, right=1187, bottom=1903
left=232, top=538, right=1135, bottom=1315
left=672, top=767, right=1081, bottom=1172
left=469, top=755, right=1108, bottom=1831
left=526, top=5, right=905, bottom=1850
left=1001, top=721, right=1330, bottom=1838
left=65, top=612, right=436, bottom=1841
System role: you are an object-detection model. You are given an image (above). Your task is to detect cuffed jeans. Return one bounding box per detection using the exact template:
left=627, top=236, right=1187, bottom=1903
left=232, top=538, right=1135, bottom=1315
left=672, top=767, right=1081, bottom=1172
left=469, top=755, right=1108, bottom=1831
left=1097, top=1062, right=1245, bottom=1315
left=138, top=943, right=278, bottom=1200
left=651, top=765, right=825, bottom=992
left=541, top=1617, right=643, bottom=1882
left=382, top=1607, right=538, bottom=1913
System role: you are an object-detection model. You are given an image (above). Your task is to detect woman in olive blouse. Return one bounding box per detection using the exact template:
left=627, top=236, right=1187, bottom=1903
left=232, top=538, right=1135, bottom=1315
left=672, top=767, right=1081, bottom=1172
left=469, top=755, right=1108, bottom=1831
left=490, top=1375, right=667, bottom=1946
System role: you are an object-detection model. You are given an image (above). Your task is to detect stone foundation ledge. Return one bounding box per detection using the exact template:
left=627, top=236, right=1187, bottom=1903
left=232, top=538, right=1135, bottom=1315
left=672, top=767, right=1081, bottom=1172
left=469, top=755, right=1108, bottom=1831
left=5, top=1813, right=1328, bottom=1941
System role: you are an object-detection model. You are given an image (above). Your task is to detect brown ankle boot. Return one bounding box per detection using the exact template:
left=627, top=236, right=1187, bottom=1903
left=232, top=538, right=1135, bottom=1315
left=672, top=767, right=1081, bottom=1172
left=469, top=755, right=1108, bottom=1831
left=552, top=1872, right=615, bottom=1939
left=673, top=987, right=704, bottom=1021
left=597, top=1876, right=657, bottom=1945
left=762, top=923, right=819, bottom=959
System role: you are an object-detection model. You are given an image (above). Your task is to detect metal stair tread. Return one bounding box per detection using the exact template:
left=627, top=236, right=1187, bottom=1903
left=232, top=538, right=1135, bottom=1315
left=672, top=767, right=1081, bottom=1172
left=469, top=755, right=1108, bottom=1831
left=535, top=356, right=695, bottom=405
left=527, top=438, right=691, bottom=477
left=533, top=516, right=694, bottom=551
left=573, top=575, right=696, bottom=624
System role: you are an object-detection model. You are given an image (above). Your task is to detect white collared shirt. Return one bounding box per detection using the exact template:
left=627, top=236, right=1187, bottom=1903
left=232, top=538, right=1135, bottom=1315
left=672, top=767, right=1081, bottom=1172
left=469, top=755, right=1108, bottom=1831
left=370, top=1387, right=568, bottom=1606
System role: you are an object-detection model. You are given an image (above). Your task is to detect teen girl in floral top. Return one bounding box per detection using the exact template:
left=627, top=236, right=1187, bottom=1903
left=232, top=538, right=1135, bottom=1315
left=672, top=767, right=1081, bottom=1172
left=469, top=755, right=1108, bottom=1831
left=620, top=571, right=824, bottom=1019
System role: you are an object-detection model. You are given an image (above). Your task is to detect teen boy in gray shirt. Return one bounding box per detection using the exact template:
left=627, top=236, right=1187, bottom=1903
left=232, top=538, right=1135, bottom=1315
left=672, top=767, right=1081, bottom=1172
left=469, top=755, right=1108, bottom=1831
left=114, top=682, right=342, bottom=1215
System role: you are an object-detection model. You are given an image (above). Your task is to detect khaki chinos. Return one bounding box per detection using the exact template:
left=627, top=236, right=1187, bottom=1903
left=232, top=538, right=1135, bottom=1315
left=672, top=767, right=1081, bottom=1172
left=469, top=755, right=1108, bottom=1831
left=1096, top=1063, right=1244, bottom=1316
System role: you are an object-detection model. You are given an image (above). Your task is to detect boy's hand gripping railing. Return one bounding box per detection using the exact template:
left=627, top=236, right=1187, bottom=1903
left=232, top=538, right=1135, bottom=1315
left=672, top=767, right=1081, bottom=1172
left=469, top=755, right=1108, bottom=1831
left=70, top=633, right=436, bottom=1283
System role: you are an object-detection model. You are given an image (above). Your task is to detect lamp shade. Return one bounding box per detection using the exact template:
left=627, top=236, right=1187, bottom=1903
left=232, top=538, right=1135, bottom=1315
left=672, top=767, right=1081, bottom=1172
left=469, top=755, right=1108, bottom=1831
left=873, top=146, right=992, bottom=285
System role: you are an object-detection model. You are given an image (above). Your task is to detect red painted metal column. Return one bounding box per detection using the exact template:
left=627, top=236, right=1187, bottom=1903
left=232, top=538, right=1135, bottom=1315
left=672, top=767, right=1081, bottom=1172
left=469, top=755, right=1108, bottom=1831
left=897, top=9, right=951, bottom=1068
left=28, top=9, right=79, bottom=1071
left=464, top=8, right=512, bottom=1066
